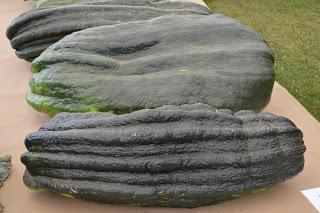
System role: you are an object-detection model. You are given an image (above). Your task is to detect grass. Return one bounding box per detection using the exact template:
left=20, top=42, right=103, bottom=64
left=204, top=0, right=320, bottom=121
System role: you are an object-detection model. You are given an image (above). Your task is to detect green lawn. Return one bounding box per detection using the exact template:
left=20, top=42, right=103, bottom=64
left=204, top=0, right=320, bottom=121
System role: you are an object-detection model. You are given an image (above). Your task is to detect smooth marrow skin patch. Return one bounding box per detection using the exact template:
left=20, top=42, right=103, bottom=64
left=21, top=104, right=305, bottom=208
left=6, top=0, right=212, bottom=61
left=27, top=14, right=274, bottom=115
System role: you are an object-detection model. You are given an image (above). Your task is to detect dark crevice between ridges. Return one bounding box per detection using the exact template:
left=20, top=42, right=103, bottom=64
left=25, top=155, right=304, bottom=186
left=22, top=159, right=303, bottom=208
left=24, top=125, right=302, bottom=150
left=21, top=146, right=305, bottom=174
left=24, top=130, right=304, bottom=157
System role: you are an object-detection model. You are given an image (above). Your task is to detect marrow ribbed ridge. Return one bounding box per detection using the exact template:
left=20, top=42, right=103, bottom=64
left=6, top=0, right=211, bottom=61
left=26, top=156, right=303, bottom=185
left=22, top=104, right=305, bottom=207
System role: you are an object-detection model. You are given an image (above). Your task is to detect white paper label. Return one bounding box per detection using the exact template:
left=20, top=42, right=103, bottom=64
left=301, top=187, right=320, bottom=212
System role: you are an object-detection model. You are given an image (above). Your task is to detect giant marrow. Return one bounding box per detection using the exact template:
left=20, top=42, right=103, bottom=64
left=7, top=0, right=211, bottom=61
left=22, top=104, right=305, bottom=208
left=27, top=14, right=274, bottom=115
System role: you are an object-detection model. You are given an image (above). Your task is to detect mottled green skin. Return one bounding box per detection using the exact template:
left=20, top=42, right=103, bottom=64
left=32, top=0, right=92, bottom=8
left=0, top=156, right=11, bottom=183
left=22, top=104, right=305, bottom=208
left=0, top=156, right=11, bottom=212
left=7, top=0, right=211, bottom=61
left=32, top=0, right=171, bottom=8
left=27, top=14, right=274, bottom=115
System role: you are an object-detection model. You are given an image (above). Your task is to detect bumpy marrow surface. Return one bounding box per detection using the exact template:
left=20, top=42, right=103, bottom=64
left=27, top=14, right=274, bottom=115
left=22, top=104, right=305, bottom=208
left=0, top=156, right=11, bottom=212
left=0, top=156, right=11, bottom=183
left=7, top=0, right=211, bottom=60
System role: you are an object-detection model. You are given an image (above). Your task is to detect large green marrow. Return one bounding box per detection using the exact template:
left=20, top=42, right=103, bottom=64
left=22, top=104, right=305, bottom=208
left=27, top=14, right=274, bottom=115
left=7, top=0, right=211, bottom=61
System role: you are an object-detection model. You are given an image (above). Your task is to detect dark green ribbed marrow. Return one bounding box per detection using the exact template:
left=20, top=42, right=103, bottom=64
left=7, top=0, right=211, bottom=61
left=0, top=156, right=11, bottom=212
left=21, top=104, right=305, bottom=208
left=27, top=14, right=274, bottom=115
